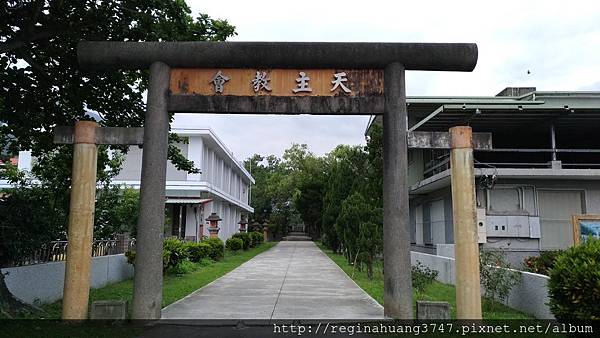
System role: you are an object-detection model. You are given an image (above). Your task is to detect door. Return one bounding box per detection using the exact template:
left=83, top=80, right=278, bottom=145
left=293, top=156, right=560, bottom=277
left=538, top=190, right=584, bottom=249
left=171, top=204, right=187, bottom=239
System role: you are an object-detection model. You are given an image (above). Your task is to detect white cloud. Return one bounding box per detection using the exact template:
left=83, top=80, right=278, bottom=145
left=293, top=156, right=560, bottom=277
left=177, top=0, right=600, bottom=160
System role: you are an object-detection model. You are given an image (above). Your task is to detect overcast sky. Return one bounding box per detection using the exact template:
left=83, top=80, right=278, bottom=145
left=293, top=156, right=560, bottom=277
left=174, top=0, right=600, bottom=161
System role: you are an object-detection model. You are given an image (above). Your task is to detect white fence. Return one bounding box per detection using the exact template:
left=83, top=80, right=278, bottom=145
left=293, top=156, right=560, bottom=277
left=411, top=251, right=554, bottom=319
left=1, top=254, right=133, bottom=304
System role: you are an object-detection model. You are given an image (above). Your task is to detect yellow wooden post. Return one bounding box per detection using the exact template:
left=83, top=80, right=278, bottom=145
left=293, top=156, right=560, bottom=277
left=62, top=121, right=98, bottom=319
left=450, top=126, right=482, bottom=319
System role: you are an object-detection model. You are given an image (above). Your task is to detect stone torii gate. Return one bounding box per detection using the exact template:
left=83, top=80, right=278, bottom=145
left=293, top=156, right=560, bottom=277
left=76, top=41, right=478, bottom=319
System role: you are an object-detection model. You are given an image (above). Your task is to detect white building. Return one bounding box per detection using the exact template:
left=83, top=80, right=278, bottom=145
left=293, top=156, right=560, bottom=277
left=3, top=128, right=254, bottom=242
left=113, top=128, right=254, bottom=241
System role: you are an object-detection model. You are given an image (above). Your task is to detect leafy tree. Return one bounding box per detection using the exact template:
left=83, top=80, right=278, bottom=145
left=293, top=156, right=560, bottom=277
left=0, top=0, right=236, bottom=315
left=364, top=123, right=383, bottom=206
left=289, top=145, right=327, bottom=239
left=335, top=191, right=382, bottom=279
left=244, top=154, right=279, bottom=224
left=321, top=145, right=367, bottom=251
left=94, top=186, right=140, bottom=238
left=245, top=145, right=322, bottom=239
left=1, top=0, right=236, bottom=171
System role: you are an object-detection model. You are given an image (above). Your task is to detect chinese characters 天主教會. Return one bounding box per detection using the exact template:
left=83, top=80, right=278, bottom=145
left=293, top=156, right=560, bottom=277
left=207, top=70, right=352, bottom=94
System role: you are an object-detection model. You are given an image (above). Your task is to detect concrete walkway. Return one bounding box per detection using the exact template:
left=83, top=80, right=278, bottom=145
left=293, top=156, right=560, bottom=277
left=161, top=241, right=383, bottom=319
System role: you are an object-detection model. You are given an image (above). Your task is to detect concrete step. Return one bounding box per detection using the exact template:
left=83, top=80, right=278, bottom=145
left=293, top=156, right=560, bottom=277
left=288, top=231, right=309, bottom=235
left=283, top=235, right=312, bottom=241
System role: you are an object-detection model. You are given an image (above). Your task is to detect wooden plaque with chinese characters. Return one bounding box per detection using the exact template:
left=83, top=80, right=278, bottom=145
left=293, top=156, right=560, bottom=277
left=168, top=69, right=386, bottom=115
left=170, top=69, right=384, bottom=97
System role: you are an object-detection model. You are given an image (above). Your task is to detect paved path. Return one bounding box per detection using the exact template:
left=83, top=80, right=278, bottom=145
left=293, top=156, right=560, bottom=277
left=161, top=241, right=383, bottom=319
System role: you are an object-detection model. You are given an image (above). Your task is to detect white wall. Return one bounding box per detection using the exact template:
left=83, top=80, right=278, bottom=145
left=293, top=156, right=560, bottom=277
left=187, top=136, right=203, bottom=182
left=411, top=251, right=554, bottom=319
left=2, top=254, right=133, bottom=305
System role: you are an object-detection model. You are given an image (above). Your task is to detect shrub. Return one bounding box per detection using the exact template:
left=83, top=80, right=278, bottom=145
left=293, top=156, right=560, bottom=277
left=250, top=231, right=263, bottom=246
left=185, top=242, right=212, bottom=263
left=226, top=237, right=244, bottom=251
left=479, top=250, right=521, bottom=310
left=168, top=259, right=198, bottom=275
left=412, top=261, right=438, bottom=295
left=203, top=237, right=225, bottom=260
left=198, top=258, right=213, bottom=267
left=125, top=250, right=135, bottom=265
left=232, top=232, right=252, bottom=250
left=548, top=238, right=600, bottom=320
left=523, top=250, right=563, bottom=275
left=163, top=237, right=189, bottom=270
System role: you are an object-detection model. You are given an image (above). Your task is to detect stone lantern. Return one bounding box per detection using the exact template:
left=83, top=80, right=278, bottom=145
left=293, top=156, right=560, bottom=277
left=238, top=216, right=248, bottom=233
left=250, top=221, right=261, bottom=232
left=206, top=212, right=222, bottom=238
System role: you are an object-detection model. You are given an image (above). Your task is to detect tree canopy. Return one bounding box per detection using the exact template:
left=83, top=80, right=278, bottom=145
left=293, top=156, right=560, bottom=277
left=245, top=124, right=384, bottom=277
left=0, top=0, right=235, bottom=171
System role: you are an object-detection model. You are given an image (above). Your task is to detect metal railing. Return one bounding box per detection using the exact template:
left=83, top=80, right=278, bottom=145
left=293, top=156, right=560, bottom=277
left=421, top=148, right=600, bottom=178
left=11, top=238, right=123, bottom=267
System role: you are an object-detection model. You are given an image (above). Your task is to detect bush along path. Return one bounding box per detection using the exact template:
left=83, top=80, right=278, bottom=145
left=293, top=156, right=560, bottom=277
left=316, top=242, right=532, bottom=319
left=28, top=233, right=274, bottom=319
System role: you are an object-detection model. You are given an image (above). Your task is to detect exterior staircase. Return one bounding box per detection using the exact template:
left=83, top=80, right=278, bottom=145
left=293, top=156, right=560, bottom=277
left=283, top=231, right=312, bottom=241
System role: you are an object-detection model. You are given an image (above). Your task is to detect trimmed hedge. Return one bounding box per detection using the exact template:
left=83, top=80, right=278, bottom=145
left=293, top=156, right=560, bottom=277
left=163, top=237, right=188, bottom=270
left=226, top=237, right=244, bottom=251
left=548, top=238, right=600, bottom=320
left=204, top=237, right=225, bottom=260
left=125, top=235, right=258, bottom=269
left=250, top=231, right=263, bottom=246
left=232, top=232, right=252, bottom=250
left=185, top=241, right=212, bottom=263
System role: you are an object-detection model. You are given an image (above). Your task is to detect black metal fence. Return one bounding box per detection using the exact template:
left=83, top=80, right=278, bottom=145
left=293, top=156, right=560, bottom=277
left=10, top=238, right=130, bottom=267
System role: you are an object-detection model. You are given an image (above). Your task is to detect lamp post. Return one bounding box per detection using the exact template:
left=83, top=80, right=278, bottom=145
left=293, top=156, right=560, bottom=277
left=206, top=213, right=221, bottom=239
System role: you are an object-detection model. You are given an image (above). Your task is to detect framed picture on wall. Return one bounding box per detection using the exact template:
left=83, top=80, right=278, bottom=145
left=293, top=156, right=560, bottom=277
left=572, top=214, right=600, bottom=245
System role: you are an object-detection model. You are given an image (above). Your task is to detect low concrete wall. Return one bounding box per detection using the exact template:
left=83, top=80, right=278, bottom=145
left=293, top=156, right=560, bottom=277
left=411, top=251, right=554, bottom=319
left=436, top=244, right=455, bottom=258
left=1, top=254, right=134, bottom=304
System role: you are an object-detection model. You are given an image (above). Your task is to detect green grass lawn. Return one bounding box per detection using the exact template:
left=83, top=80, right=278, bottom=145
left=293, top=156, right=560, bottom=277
left=32, top=241, right=277, bottom=319
left=316, top=242, right=532, bottom=319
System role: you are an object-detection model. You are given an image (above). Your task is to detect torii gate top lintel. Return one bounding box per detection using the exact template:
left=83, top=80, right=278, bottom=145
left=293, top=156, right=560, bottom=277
left=77, top=41, right=477, bottom=71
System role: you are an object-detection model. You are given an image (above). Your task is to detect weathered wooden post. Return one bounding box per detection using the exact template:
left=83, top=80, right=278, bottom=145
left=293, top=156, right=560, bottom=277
left=61, top=121, right=98, bottom=320
left=54, top=123, right=144, bottom=319
left=408, top=129, right=492, bottom=319
left=449, top=126, right=482, bottom=319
